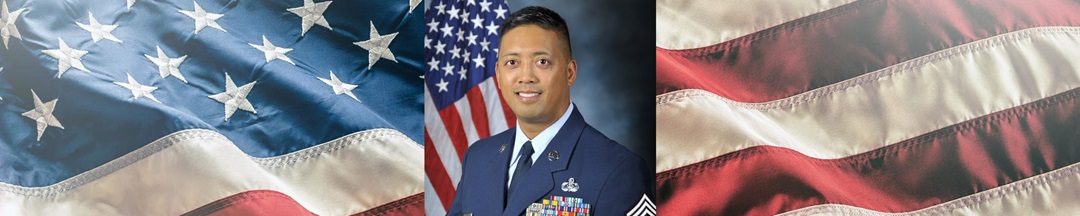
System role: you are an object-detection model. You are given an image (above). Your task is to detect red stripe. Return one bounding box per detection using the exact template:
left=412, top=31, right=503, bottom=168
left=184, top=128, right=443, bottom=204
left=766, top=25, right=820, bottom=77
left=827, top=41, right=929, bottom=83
left=437, top=104, right=469, bottom=160
left=656, top=0, right=1080, bottom=102
left=352, top=193, right=424, bottom=216
left=182, top=190, right=314, bottom=216
left=492, top=77, right=516, bottom=127
left=657, top=87, right=1080, bottom=215
left=424, top=130, right=457, bottom=211
left=466, top=86, right=491, bottom=138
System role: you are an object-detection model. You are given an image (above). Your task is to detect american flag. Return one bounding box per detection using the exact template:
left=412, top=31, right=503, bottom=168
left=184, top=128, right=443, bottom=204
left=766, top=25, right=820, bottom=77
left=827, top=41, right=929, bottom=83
left=657, top=0, right=1080, bottom=215
left=0, top=0, right=425, bottom=214
left=422, top=0, right=512, bottom=215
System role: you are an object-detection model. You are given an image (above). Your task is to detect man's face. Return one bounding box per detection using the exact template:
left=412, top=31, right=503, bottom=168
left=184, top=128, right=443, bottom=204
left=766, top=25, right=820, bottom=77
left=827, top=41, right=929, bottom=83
left=496, top=25, right=576, bottom=125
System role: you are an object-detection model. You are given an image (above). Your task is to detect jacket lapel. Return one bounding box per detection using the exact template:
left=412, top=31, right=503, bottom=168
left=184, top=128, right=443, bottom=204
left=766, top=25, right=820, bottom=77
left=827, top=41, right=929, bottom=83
left=502, top=107, right=587, bottom=216
left=484, top=131, right=515, bottom=210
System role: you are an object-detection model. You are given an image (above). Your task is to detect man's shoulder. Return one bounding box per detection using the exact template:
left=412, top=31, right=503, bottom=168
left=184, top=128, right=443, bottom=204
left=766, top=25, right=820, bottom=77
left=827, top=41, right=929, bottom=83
left=462, top=128, right=515, bottom=161
left=578, top=124, right=640, bottom=161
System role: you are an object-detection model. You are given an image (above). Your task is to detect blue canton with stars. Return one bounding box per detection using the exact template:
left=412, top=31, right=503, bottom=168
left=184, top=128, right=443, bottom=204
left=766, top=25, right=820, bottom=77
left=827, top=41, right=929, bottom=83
left=424, top=0, right=507, bottom=109
left=0, top=0, right=423, bottom=187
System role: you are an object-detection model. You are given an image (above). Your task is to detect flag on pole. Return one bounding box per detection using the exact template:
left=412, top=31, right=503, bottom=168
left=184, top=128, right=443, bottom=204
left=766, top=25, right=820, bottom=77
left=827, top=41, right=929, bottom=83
left=657, top=0, right=1080, bottom=215
left=422, top=0, right=513, bottom=215
left=0, top=0, right=425, bottom=214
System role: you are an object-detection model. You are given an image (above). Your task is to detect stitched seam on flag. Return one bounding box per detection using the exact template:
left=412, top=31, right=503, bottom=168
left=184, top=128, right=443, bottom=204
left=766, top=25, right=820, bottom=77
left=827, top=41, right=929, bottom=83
left=656, top=86, right=1080, bottom=182
left=655, top=26, right=1080, bottom=110
left=656, top=0, right=880, bottom=55
left=0, top=128, right=413, bottom=196
left=778, top=162, right=1080, bottom=216
left=252, top=128, right=417, bottom=167
left=0, top=129, right=223, bottom=196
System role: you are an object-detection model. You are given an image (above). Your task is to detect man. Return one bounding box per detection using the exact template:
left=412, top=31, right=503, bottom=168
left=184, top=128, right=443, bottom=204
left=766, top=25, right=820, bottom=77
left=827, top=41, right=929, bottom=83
left=447, top=6, right=653, bottom=216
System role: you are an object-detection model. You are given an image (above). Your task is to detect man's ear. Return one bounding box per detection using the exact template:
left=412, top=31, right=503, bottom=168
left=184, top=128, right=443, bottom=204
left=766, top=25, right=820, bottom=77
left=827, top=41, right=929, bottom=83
left=567, top=59, right=577, bottom=87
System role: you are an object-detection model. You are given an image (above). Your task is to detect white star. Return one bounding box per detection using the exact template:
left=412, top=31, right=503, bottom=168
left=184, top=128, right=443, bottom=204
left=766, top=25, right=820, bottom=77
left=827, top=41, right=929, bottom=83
left=426, top=20, right=439, bottom=33
left=144, top=46, right=188, bottom=83
left=440, top=22, right=454, bottom=37
left=466, top=31, right=478, bottom=46
left=455, top=27, right=464, bottom=42
left=113, top=73, right=161, bottom=103
left=434, top=2, right=445, bottom=16
left=427, top=58, right=440, bottom=71
left=485, top=21, right=499, bottom=36
left=126, top=0, right=135, bottom=9
left=287, top=0, right=332, bottom=36
left=480, top=38, right=490, bottom=52
left=435, top=79, right=449, bottom=92
left=463, top=50, right=471, bottom=63
left=470, top=15, right=484, bottom=29
left=76, top=12, right=123, bottom=44
left=42, top=38, right=90, bottom=78
left=457, top=67, right=467, bottom=80
left=179, top=2, right=227, bottom=34
left=494, top=4, right=507, bottom=19
left=424, top=36, right=431, bottom=49
left=479, top=0, right=492, bottom=12
left=317, top=70, right=359, bottom=102
left=447, top=5, right=460, bottom=20
left=408, top=0, right=420, bottom=13
left=473, top=55, right=485, bottom=68
left=208, top=73, right=256, bottom=121
left=467, top=0, right=476, bottom=6
left=441, top=62, right=454, bottom=76
left=449, top=45, right=461, bottom=59
left=249, top=35, right=295, bottom=65
left=353, top=21, right=399, bottom=69
left=21, top=90, right=63, bottom=141
left=1, top=0, right=27, bottom=49
left=434, top=40, right=446, bottom=55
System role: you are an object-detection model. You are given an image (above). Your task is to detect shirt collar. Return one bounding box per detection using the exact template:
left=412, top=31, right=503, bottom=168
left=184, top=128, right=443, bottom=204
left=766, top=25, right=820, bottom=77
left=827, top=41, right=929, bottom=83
left=512, top=103, right=574, bottom=165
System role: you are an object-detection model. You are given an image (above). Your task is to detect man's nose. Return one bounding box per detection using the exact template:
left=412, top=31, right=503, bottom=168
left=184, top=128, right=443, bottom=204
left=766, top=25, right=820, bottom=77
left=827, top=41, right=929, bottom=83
left=517, top=67, right=538, bottom=84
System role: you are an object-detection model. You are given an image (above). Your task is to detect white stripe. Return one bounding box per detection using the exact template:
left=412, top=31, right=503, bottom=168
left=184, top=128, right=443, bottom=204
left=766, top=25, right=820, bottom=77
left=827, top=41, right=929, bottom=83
left=424, top=175, right=448, bottom=216
left=454, top=94, right=481, bottom=145
left=424, top=87, right=463, bottom=188
left=656, top=27, right=1080, bottom=172
left=777, top=162, right=1080, bottom=216
left=0, top=128, right=423, bottom=215
left=479, top=77, right=510, bottom=134
left=656, top=0, right=857, bottom=50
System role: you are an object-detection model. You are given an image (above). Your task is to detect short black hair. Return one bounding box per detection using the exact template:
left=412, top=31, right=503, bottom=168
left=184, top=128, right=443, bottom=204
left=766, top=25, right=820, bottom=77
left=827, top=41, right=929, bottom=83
left=499, top=6, right=572, bottom=56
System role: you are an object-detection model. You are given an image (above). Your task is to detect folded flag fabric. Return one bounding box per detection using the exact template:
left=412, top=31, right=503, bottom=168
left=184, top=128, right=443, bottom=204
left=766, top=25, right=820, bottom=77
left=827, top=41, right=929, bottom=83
left=657, top=0, right=1080, bottom=215
left=0, top=0, right=425, bottom=214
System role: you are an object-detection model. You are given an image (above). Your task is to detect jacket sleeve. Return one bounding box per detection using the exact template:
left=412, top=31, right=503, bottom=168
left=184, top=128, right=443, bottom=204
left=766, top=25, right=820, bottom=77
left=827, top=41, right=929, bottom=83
left=594, top=155, right=655, bottom=215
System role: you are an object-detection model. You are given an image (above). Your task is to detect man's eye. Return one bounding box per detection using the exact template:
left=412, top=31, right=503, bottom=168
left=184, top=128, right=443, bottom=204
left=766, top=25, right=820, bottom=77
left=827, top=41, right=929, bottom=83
left=537, top=59, right=549, bottom=65
left=505, top=60, right=517, bottom=66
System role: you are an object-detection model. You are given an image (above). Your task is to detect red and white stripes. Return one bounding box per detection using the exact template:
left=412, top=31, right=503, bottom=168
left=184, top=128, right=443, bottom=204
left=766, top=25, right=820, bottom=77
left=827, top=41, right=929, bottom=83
left=656, top=0, right=1080, bottom=215
left=424, top=77, right=515, bottom=215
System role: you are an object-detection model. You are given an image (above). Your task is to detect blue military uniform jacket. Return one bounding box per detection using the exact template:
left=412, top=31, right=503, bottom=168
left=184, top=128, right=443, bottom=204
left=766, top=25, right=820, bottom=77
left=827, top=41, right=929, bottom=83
left=447, top=107, right=654, bottom=216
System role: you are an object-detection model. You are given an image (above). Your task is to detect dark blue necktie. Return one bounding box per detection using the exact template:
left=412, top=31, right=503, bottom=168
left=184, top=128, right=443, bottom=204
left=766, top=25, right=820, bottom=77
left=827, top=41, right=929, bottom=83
left=508, top=141, right=534, bottom=198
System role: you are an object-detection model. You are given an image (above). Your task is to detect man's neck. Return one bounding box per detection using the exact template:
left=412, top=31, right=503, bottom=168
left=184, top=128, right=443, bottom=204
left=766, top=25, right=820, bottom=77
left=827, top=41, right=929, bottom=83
left=518, top=103, right=571, bottom=139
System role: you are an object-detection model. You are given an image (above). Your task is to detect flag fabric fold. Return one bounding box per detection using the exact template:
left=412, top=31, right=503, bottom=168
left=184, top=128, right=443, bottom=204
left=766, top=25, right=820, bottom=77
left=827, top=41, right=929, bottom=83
left=656, top=0, right=1080, bottom=215
left=0, top=0, right=425, bottom=214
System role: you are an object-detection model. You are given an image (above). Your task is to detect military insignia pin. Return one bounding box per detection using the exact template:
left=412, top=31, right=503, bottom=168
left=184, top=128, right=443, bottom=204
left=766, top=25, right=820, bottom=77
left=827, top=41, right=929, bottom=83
left=499, top=144, right=506, bottom=153
left=561, top=177, right=579, bottom=192
left=548, top=150, right=559, bottom=161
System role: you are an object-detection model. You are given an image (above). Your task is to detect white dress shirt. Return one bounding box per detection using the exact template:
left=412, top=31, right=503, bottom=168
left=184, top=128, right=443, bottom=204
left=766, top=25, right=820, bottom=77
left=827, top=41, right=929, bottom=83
left=506, top=103, right=574, bottom=188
